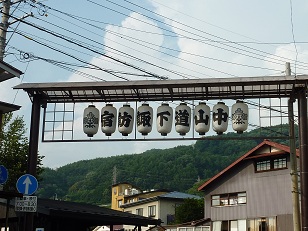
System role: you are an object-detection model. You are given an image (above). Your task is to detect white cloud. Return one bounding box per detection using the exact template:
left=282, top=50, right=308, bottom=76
left=264, top=44, right=308, bottom=75
left=21, top=0, right=308, bottom=168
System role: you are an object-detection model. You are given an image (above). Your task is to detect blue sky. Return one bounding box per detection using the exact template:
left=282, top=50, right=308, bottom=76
left=1, top=0, right=308, bottom=168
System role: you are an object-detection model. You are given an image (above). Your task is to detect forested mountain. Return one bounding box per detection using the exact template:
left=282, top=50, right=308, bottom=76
left=36, top=124, right=296, bottom=205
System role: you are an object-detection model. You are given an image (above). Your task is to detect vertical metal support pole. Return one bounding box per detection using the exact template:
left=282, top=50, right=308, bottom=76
left=298, top=89, right=308, bottom=231
left=0, top=111, right=3, bottom=142
left=5, top=198, right=10, bottom=231
left=289, top=98, right=301, bottom=231
left=0, top=112, right=3, bottom=129
left=27, top=95, right=41, bottom=176
left=25, top=94, right=41, bottom=231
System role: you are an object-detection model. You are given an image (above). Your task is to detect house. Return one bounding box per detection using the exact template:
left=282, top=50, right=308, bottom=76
left=198, top=139, right=299, bottom=231
left=111, top=183, right=202, bottom=231
left=120, top=190, right=201, bottom=231
left=111, top=182, right=169, bottom=211
left=164, top=218, right=211, bottom=231
left=0, top=60, right=22, bottom=127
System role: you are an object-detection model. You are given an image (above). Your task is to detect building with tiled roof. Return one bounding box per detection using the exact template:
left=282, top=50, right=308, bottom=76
left=112, top=182, right=201, bottom=231
left=198, top=139, right=299, bottom=231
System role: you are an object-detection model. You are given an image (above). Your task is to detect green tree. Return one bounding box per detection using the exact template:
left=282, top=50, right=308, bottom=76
left=175, top=198, right=204, bottom=224
left=186, top=180, right=207, bottom=197
left=0, top=113, right=43, bottom=191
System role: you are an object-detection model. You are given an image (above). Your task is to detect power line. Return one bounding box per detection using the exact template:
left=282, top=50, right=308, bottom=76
left=94, top=0, right=308, bottom=70
left=11, top=9, right=217, bottom=79
left=289, top=0, right=298, bottom=75
left=4, top=11, right=169, bottom=80
left=39, top=3, right=308, bottom=46
left=8, top=0, right=308, bottom=82
left=26, top=2, right=302, bottom=77
left=25, top=0, right=308, bottom=80
left=10, top=32, right=131, bottom=81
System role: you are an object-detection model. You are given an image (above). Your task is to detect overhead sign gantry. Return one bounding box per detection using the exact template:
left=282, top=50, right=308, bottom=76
left=14, top=74, right=308, bottom=231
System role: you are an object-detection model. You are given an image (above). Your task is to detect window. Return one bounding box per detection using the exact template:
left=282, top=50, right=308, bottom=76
left=136, top=208, right=143, bottom=216
left=211, top=192, right=246, bottom=207
left=117, top=200, right=123, bottom=208
left=228, top=193, right=238, bottom=205
left=230, top=220, right=237, bottom=231
left=247, top=217, right=276, bottom=231
left=212, top=195, right=220, bottom=206
left=212, top=220, right=246, bottom=231
left=148, top=205, right=156, bottom=217
left=256, top=160, right=271, bottom=171
left=167, top=214, right=175, bottom=224
left=273, top=158, right=287, bottom=169
left=256, top=157, right=287, bottom=172
left=237, top=193, right=247, bottom=204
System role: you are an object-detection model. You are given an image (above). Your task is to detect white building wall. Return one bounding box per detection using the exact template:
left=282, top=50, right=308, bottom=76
left=159, top=200, right=179, bottom=224
left=123, top=201, right=159, bottom=231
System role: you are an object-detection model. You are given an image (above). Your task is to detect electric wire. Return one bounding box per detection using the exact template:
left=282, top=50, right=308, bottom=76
left=15, top=7, right=215, bottom=78
left=25, top=1, right=308, bottom=77
left=289, top=0, right=298, bottom=75
left=12, top=22, right=193, bottom=80
left=89, top=0, right=308, bottom=70
left=11, top=31, right=130, bottom=81
left=7, top=28, right=126, bottom=69
left=6, top=1, right=302, bottom=137
left=10, top=26, right=202, bottom=81
left=12, top=3, right=304, bottom=85
left=122, top=0, right=308, bottom=70
left=43, top=10, right=224, bottom=78
left=23, top=13, right=184, bottom=79
left=4, top=11, right=169, bottom=81
left=11, top=29, right=181, bottom=80
left=24, top=3, right=294, bottom=77
left=24, top=0, right=294, bottom=74
left=10, top=9, right=214, bottom=79
left=7, top=11, right=171, bottom=81
left=36, top=2, right=308, bottom=46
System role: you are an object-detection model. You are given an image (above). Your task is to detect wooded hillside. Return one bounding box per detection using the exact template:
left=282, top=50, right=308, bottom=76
left=36, top=124, right=295, bottom=205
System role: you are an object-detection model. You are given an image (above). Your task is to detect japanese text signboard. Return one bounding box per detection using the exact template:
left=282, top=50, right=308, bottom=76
left=15, top=196, right=37, bottom=212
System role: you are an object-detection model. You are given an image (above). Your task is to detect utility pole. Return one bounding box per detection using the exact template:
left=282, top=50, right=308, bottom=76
left=0, top=3, right=34, bottom=231
left=0, top=0, right=11, bottom=60
left=0, top=0, right=32, bottom=60
left=113, top=166, right=117, bottom=185
left=286, top=62, right=301, bottom=231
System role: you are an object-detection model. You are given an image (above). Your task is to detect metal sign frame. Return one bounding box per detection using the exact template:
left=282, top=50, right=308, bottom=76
left=13, top=75, right=308, bottom=231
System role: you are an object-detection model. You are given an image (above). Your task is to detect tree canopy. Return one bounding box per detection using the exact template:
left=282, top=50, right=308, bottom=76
left=0, top=113, right=43, bottom=191
left=175, top=198, right=204, bottom=224
left=36, top=124, right=294, bottom=205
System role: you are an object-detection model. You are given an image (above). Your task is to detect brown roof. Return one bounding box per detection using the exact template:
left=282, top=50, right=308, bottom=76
left=198, top=139, right=298, bottom=191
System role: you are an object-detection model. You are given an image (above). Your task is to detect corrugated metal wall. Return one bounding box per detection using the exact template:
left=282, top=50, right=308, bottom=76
left=277, top=214, right=293, bottom=231
left=204, top=157, right=293, bottom=222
